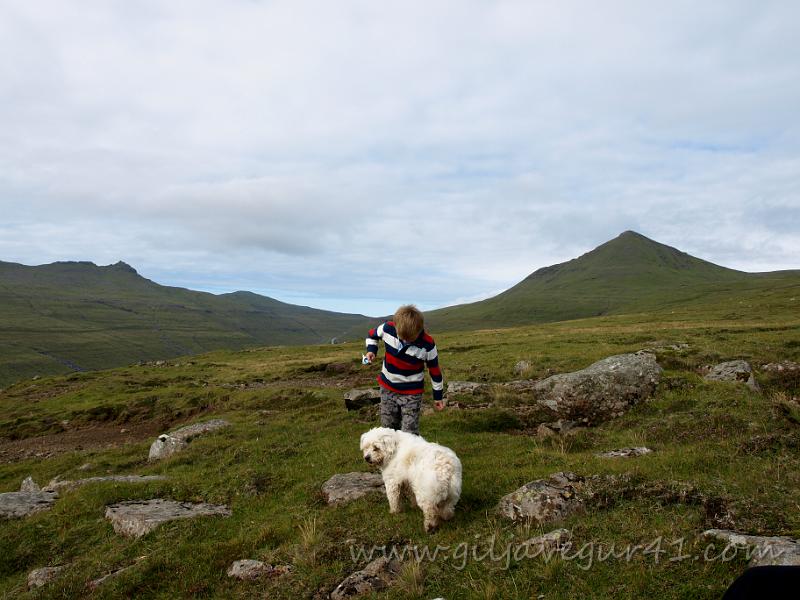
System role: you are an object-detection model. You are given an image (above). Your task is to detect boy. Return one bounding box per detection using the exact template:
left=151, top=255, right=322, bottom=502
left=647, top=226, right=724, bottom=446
left=363, top=304, right=444, bottom=435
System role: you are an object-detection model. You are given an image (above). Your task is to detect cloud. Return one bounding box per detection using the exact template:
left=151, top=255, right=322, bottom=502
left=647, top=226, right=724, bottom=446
left=1, top=0, right=798, bottom=315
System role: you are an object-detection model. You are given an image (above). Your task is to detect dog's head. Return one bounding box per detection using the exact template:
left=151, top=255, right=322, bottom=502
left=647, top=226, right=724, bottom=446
left=360, top=427, right=398, bottom=467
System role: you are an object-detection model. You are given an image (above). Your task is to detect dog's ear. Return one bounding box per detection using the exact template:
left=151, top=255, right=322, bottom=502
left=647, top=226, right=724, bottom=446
left=378, top=432, right=398, bottom=456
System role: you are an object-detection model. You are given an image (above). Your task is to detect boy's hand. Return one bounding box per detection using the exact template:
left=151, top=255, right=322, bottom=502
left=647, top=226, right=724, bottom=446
left=364, top=352, right=376, bottom=363
left=434, top=400, right=445, bottom=411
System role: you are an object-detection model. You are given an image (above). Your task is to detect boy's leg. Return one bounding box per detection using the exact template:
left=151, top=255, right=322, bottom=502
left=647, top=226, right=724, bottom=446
left=398, top=394, right=422, bottom=435
left=379, top=388, right=401, bottom=430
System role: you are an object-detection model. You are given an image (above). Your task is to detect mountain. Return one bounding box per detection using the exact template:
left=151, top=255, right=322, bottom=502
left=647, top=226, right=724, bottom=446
left=0, top=260, right=370, bottom=385
left=427, top=230, right=800, bottom=330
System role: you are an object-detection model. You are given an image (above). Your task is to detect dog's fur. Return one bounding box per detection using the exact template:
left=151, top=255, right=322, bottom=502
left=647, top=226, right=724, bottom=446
left=360, top=427, right=462, bottom=532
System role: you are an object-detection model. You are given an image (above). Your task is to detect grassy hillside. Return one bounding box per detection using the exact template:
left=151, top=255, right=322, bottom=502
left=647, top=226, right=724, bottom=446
left=0, top=261, right=371, bottom=386
left=428, top=231, right=800, bottom=330
left=0, top=286, right=798, bottom=598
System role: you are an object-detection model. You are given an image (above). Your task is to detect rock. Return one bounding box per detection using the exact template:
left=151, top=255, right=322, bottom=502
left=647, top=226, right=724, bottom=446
left=0, top=490, right=58, bottom=519
left=149, top=434, right=188, bottom=460
left=447, top=381, right=488, bottom=395
left=227, top=559, right=292, bottom=580
left=701, top=529, right=800, bottom=567
left=44, top=475, right=168, bottom=492
left=104, top=499, right=231, bottom=538
left=513, top=352, right=662, bottom=424
left=596, top=447, right=653, bottom=458
left=321, top=472, right=385, bottom=505
left=77, top=463, right=93, bottom=471
left=330, top=557, right=401, bottom=599
left=537, top=419, right=582, bottom=437
left=703, top=360, right=760, bottom=392
left=536, top=423, right=558, bottom=438
left=344, top=388, right=381, bottom=411
left=520, top=528, right=572, bottom=553
left=513, top=360, right=531, bottom=375
left=762, top=361, right=800, bottom=373
left=20, top=476, right=41, bottom=493
left=497, top=472, right=585, bottom=524
left=148, top=419, right=230, bottom=461
left=27, top=566, right=65, bottom=589
left=227, top=559, right=272, bottom=580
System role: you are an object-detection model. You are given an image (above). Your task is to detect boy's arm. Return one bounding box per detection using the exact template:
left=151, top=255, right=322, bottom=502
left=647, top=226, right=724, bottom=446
left=365, top=322, right=384, bottom=360
left=426, top=345, right=444, bottom=404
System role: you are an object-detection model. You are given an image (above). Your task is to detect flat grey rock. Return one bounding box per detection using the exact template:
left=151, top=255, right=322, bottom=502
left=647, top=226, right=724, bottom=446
left=227, top=559, right=271, bottom=580
left=520, top=528, right=571, bottom=553
left=44, top=475, right=168, bottom=492
left=703, top=360, right=760, bottom=392
left=344, top=388, right=381, bottom=410
left=28, top=566, right=65, bottom=589
left=509, top=352, right=662, bottom=424
left=105, top=499, right=231, bottom=538
left=322, top=472, right=385, bottom=505
left=447, top=381, right=488, bottom=395
left=227, top=559, right=292, bottom=580
left=330, top=557, right=401, bottom=599
left=0, top=490, right=58, bottom=519
left=596, top=447, right=653, bottom=458
left=497, top=472, right=585, bottom=524
left=148, top=419, right=230, bottom=460
left=701, top=529, right=800, bottom=567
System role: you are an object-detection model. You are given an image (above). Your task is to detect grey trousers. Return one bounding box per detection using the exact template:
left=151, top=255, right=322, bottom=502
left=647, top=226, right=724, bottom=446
left=380, top=388, right=422, bottom=435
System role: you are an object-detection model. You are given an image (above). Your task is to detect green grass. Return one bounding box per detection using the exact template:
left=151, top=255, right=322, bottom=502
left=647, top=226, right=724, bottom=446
left=1, top=301, right=799, bottom=598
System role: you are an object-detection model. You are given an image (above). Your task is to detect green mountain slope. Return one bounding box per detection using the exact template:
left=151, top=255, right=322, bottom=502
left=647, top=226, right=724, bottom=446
left=428, top=231, right=800, bottom=330
left=0, top=261, right=370, bottom=385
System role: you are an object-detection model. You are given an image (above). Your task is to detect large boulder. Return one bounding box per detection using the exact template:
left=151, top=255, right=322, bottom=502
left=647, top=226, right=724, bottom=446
left=322, top=472, right=385, bottom=505
left=497, top=472, right=585, bottom=524
left=703, top=360, right=760, bottom=392
left=701, top=529, right=800, bottom=567
left=344, top=389, right=381, bottom=411
left=330, top=557, right=401, bottom=599
left=105, top=499, right=231, bottom=538
left=513, top=352, right=662, bottom=424
left=148, top=419, right=230, bottom=461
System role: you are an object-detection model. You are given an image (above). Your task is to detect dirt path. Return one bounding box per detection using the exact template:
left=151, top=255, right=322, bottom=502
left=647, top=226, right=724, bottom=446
left=0, top=420, right=164, bottom=463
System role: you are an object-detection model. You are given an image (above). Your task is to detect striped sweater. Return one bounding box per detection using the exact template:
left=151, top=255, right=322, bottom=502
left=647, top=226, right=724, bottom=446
left=365, top=321, right=444, bottom=400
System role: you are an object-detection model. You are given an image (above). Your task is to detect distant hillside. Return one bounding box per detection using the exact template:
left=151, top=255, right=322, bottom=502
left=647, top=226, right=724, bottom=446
left=427, top=231, right=800, bottom=330
left=0, top=260, right=371, bottom=385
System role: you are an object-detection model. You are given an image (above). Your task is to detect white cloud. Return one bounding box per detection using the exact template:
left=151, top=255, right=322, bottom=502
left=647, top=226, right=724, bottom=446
left=0, top=0, right=798, bottom=315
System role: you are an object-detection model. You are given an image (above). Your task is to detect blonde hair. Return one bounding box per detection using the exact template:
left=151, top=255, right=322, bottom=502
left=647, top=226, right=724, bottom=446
left=394, top=304, right=424, bottom=341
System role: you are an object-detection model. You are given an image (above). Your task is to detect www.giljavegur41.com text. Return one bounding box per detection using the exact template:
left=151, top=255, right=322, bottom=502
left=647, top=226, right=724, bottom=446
left=349, top=536, right=785, bottom=571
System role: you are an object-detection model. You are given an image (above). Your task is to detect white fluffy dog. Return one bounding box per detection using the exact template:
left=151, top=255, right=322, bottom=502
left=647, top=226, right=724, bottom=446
left=360, top=427, right=462, bottom=533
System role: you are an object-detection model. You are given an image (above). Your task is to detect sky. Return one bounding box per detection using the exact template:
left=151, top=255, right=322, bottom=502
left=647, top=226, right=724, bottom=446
left=1, top=0, right=798, bottom=316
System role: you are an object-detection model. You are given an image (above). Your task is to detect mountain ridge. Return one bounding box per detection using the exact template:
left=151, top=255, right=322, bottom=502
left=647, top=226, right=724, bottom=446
left=2, top=230, right=798, bottom=384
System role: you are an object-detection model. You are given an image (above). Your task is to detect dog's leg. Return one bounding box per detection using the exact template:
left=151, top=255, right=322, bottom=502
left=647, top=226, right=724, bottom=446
left=438, top=500, right=456, bottom=521
left=385, top=480, right=403, bottom=514
left=419, top=501, right=440, bottom=533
